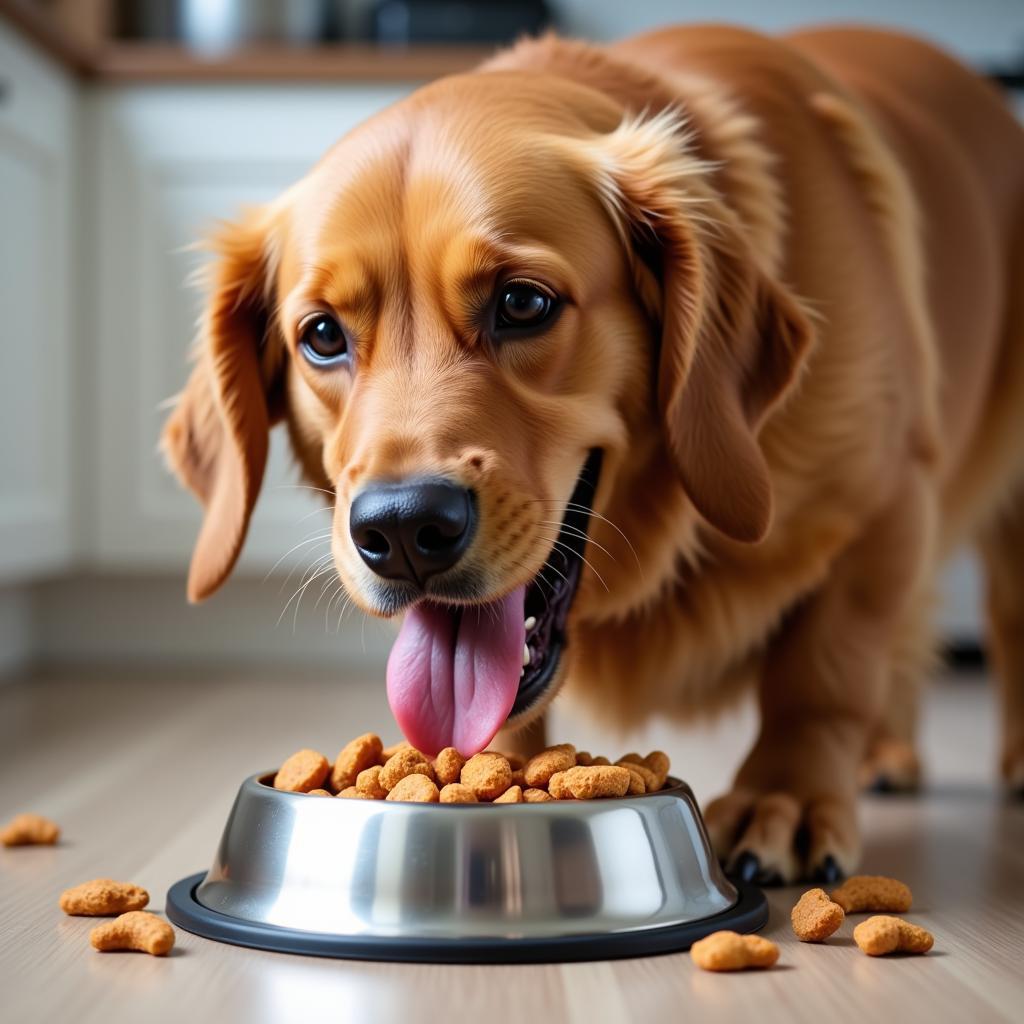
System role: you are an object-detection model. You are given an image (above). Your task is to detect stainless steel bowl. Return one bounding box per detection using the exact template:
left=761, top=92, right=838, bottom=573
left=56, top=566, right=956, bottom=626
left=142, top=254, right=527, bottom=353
left=167, top=772, right=767, bottom=962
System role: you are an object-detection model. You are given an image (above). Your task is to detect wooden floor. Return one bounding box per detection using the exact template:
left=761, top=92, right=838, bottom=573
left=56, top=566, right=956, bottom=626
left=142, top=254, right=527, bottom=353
left=1, top=669, right=1022, bottom=1023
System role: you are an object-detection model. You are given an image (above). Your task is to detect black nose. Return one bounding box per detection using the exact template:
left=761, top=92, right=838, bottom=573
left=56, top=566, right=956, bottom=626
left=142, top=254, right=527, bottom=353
left=349, top=478, right=476, bottom=585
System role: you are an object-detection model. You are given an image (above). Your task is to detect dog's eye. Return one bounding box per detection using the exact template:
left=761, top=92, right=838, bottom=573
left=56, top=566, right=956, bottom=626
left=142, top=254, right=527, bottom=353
left=299, top=314, right=349, bottom=365
left=495, top=281, right=555, bottom=332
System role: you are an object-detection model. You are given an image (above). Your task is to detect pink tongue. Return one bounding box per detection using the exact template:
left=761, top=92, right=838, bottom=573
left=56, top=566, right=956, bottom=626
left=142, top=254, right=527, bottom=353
left=386, top=586, right=526, bottom=757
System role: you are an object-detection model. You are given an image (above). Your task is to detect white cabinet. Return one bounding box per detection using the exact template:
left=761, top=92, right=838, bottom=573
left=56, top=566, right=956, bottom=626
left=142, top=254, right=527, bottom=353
left=89, top=83, right=413, bottom=574
left=0, top=22, right=75, bottom=581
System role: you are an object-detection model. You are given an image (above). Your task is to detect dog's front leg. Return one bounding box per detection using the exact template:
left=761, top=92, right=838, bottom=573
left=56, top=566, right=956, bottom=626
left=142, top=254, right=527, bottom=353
left=704, top=468, right=935, bottom=884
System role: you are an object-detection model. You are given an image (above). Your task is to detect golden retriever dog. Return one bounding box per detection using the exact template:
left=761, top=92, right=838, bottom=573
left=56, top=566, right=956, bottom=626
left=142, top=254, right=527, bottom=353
left=162, top=24, right=1024, bottom=883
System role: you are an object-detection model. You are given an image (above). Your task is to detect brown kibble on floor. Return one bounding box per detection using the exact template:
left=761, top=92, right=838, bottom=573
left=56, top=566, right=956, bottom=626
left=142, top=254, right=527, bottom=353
left=791, top=888, right=845, bottom=942
left=691, top=931, right=779, bottom=971
left=90, top=911, right=175, bottom=956
left=60, top=879, right=149, bottom=917
left=273, top=749, right=329, bottom=793
left=853, top=916, right=933, bottom=956
left=0, top=813, right=60, bottom=847
left=832, top=875, right=912, bottom=913
left=386, top=774, right=440, bottom=803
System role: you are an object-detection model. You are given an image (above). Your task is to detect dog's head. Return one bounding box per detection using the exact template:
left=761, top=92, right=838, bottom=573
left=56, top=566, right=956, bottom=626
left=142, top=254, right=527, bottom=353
left=162, top=71, right=812, bottom=755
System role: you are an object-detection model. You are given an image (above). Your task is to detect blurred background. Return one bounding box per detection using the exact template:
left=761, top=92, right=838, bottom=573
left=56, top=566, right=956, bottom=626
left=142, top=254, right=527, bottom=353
left=1, top=0, right=1022, bottom=683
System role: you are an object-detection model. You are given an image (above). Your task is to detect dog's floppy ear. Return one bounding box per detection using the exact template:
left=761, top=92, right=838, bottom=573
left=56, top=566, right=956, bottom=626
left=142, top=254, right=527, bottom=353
left=161, top=209, right=285, bottom=602
left=580, top=110, right=814, bottom=542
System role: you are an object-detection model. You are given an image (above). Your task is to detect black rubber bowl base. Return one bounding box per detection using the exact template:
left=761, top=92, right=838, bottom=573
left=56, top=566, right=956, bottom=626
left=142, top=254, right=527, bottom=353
left=166, top=872, right=768, bottom=964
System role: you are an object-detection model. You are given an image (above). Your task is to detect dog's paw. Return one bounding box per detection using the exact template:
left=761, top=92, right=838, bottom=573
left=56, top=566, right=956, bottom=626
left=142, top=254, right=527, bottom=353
left=860, top=737, right=922, bottom=794
left=703, top=788, right=859, bottom=886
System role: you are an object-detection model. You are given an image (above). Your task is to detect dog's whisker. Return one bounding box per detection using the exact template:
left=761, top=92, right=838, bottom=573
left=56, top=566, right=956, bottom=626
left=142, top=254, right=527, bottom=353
left=536, top=532, right=611, bottom=593
left=529, top=500, right=643, bottom=576
left=263, top=531, right=334, bottom=583
left=293, top=503, right=335, bottom=527
left=291, top=562, right=337, bottom=633
left=272, top=483, right=337, bottom=499
left=536, top=519, right=619, bottom=564
left=276, top=560, right=335, bottom=629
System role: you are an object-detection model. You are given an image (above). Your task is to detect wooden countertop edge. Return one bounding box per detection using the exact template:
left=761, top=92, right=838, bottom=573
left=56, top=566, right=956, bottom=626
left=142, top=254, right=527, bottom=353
left=0, top=0, right=96, bottom=72
left=91, top=42, right=495, bottom=83
left=1, top=4, right=494, bottom=83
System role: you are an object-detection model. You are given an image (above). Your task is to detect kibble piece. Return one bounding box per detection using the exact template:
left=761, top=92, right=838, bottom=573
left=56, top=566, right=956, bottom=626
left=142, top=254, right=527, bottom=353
left=547, top=771, right=573, bottom=799
left=380, top=740, right=410, bottom=762
left=274, top=749, right=330, bottom=793
left=575, top=751, right=594, bottom=766
left=622, top=767, right=646, bottom=795
left=643, top=751, right=671, bottom=789
left=0, top=813, right=60, bottom=847
left=618, top=752, right=643, bottom=765
left=461, top=752, right=513, bottom=801
left=90, top=911, right=175, bottom=956
left=386, top=775, right=440, bottom=803
left=854, top=916, right=933, bottom=956
left=439, top=783, right=478, bottom=803
left=832, top=875, right=912, bottom=914
left=433, top=748, right=466, bottom=786
left=691, top=931, right=779, bottom=971
left=791, top=888, right=845, bottom=942
left=523, top=788, right=555, bottom=803
left=307, top=788, right=333, bottom=797
left=330, top=733, right=384, bottom=792
left=60, top=879, right=149, bottom=917
left=561, top=765, right=632, bottom=799
left=617, top=760, right=658, bottom=792
left=494, top=785, right=524, bottom=804
left=379, top=749, right=435, bottom=792
left=337, top=786, right=372, bottom=799
left=356, top=765, right=388, bottom=800
left=523, top=745, right=576, bottom=788
left=590, top=756, right=611, bottom=766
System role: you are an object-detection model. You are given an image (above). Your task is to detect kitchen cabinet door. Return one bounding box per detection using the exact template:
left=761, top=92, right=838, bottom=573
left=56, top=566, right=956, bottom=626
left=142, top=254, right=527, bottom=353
left=0, top=22, right=75, bottom=581
left=90, top=83, right=411, bottom=578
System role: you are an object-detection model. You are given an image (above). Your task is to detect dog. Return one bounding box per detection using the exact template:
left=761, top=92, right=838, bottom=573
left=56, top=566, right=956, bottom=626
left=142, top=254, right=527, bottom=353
left=162, top=24, right=1024, bottom=883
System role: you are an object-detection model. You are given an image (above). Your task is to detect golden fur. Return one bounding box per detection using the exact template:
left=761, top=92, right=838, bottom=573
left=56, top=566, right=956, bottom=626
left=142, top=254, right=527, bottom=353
left=163, top=24, right=1024, bottom=880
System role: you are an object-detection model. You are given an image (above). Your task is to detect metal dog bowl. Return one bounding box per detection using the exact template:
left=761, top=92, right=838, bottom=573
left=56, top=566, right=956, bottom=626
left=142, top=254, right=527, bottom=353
left=167, top=772, right=767, bottom=962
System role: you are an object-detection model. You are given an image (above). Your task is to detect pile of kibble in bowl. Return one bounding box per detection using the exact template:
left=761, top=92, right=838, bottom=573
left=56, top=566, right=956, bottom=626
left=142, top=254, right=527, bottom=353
left=272, top=735, right=671, bottom=803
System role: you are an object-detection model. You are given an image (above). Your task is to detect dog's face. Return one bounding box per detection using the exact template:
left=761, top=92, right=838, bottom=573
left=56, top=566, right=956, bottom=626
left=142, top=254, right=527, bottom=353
left=163, top=72, right=812, bottom=755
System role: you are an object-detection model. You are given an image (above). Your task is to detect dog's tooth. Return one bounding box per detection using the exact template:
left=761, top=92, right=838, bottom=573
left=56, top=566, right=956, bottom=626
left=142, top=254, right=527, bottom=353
left=520, top=668, right=525, bottom=678
left=522, top=644, right=531, bottom=667
left=524, top=616, right=537, bottom=632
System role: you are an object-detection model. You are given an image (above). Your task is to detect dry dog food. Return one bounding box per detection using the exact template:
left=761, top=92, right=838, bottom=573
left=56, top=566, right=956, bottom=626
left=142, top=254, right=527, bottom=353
left=1, top=812, right=60, bottom=847
left=273, top=748, right=329, bottom=793
left=60, top=879, right=149, bottom=917
left=691, top=931, right=780, bottom=971
left=832, top=875, right=913, bottom=914
left=90, top=911, right=175, bottom=956
left=272, top=737, right=671, bottom=803
left=853, top=915, right=933, bottom=956
left=331, top=733, right=384, bottom=791
left=791, top=888, right=845, bottom=942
